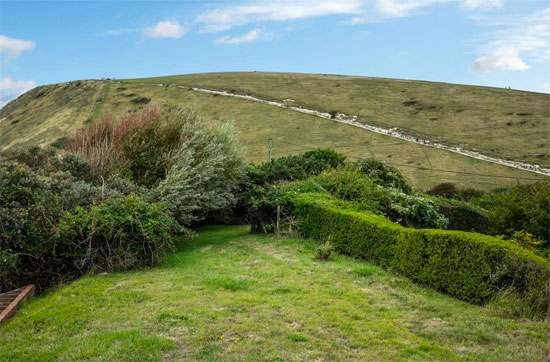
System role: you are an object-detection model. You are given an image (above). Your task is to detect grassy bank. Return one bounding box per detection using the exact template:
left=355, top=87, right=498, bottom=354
left=1, top=226, right=548, bottom=361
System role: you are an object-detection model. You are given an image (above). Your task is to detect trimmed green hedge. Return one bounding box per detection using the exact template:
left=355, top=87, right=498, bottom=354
left=290, top=193, right=550, bottom=318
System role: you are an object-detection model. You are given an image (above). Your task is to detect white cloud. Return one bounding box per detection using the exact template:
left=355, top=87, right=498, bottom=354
left=0, top=76, right=37, bottom=108
left=343, top=16, right=367, bottom=25
left=215, top=29, right=261, bottom=44
left=196, top=0, right=502, bottom=32
left=374, top=0, right=501, bottom=18
left=471, top=8, right=550, bottom=72
left=99, top=28, right=141, bottom=36
left=143, top=20, right=186, bottom=39
left=471, top=47, right=529, bottom=72
left=460, top=0, right=501, bottom=10
left=197, top=0, right=362, bottom=32
left=0, top=35, right=35, bottom=62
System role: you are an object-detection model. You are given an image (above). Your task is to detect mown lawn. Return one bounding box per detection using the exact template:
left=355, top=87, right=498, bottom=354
left=1, top=226, right=549, bottom=361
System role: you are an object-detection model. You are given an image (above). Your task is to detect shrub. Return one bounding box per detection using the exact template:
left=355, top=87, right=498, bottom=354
left=314, top=168, right=447, bottom=229
left=357, top=158, right=412, bottom=194
left=57, top=195, right=181, bottom=273
left=0, top=162, right=61, bottom=293
left=289, top=192, right=550, bottom=319
left=131, top=97, right=151, bottom=105
left=314, top=240, right=334, bottom=261
left=67, top=107, right=247, bottom=226
left=247, top=179, right=327, bottom=233
left=149, top=112, right=246, bottom=226
left=432, top=197, right=488, bottom=233
left=247, top=149, right=346, bottom=185
left=0, top=157, right=165, bottom=292
left=474, top=181, right=550, bottom=247
left=426, top=182, right=459, bottom=199
left=427, top=182, right=485, bottom=201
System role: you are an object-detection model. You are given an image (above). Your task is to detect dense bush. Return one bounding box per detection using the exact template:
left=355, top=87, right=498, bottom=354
left=0, top=162, right=61, bottom=293
left=67, top=107, right=247, bottom=227
left=57, top=196, right=181, bottom=273
left=357, top=158, right=412, bottom=194
left=314, top=168, right=447, bottom=229
left=432, top=197, right=488, bottom=233
left=473, top=182, right=550, bottom=247
left=247, top=149, right=346, bottom=185
left=0, top=155, right=171, bottom=292
left=427, top=182, right=485, bottom=201
left=289, top=192, right=550, bottom=319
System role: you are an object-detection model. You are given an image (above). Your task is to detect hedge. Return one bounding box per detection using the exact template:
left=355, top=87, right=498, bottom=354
left=290, top=193, right=550, bottom=318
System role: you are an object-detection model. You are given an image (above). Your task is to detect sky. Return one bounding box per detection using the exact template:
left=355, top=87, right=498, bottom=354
left=1, top=0, right=549, bottom=107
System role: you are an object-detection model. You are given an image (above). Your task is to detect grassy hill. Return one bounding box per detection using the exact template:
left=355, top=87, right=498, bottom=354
left=1, top=226, right=548, bottom=361
left=1, top=72, right=548, bottom=191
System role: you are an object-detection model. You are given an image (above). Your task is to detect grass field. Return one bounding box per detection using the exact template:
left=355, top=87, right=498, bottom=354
left=1, top=226, right=548, bottom=361
left=1, top=73, right=547, bottom=191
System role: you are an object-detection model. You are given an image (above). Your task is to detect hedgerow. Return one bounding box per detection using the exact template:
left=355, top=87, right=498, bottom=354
left=289, top=192, right=550, bottom=319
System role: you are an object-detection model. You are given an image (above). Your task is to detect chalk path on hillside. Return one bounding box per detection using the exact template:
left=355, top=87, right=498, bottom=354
left=132, top=81, right=550, bottom=177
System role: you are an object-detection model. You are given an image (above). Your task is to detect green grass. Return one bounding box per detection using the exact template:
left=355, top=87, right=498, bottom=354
left=1, top=226, right=548, bottom=361
left=1, top=73, right=547, bottom=191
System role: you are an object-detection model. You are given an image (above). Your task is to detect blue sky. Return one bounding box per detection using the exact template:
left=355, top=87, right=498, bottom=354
left=1, top=0, right=549, bottom=107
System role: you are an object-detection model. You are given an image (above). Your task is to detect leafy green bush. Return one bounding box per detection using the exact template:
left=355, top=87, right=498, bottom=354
left=432, top=197, right=488, bottom=233
left=247, top=149, right=346, bottom=185
left=57, top=195, right=181, bottom=272
left=289, top=192, right=550, bottom=319
left=357, top=158, right=412, bottom=194
left=0, top=155, right=178, bottom=292
left=0, top=162, right=61, bottom=293
left=149, top=112, right=246, bottom=226
left=314, top=168, right=447, bottom=229
left=427, top=182, right=485, bottom=201
left=473, top=181, right=550, bottom=247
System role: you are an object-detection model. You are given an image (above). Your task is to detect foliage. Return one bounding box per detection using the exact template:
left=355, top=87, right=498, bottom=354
left=149, top=110, right=246, bottom=226
left=57, top=195, right=180, bottom=273
left=427, top=182, right=485, bottom=201
left=508, top=231, right=544, bottom=252
left=1, top=105, right=246, bottom=292
left=0, top=162, right=61, bottom=293
left=289, top=192, right=550, bottom=319
left=247, top=149, right=346, bottom=185
left=314, top=168, right=447, bottom=229
left=0, top=154, right=180, bottom=292
left=473, top=181, right=550, bottom=247
left=314, top=240, right=334, bottom=261
left=357, top=158, right=412, bottom=194
left=67, top=107, right=247, bottom=226
left=426, top=182, right=459, bottom=199
left=431, top=197, right=488, bottom=233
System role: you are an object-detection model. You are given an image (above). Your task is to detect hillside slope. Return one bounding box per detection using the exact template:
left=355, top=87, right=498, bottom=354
left=129, top=72, right=550, bottom=168
left=1, top=226, right=548, bottom=361
left=1, top=73, right=547, bottom=190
